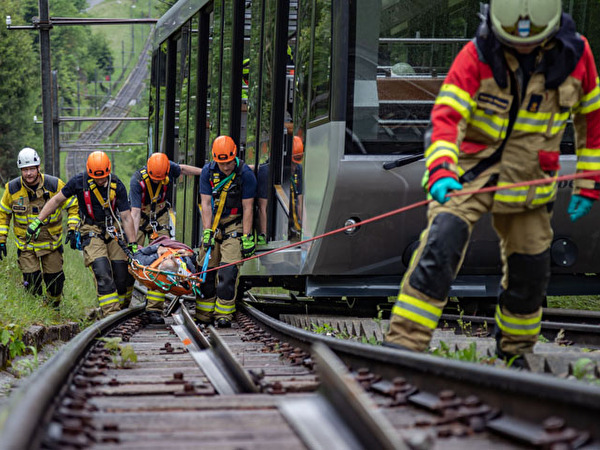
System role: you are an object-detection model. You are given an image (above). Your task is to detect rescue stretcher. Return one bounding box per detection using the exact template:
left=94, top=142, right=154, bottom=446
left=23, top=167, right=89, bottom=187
left=126, top=237, right=205, bottom=297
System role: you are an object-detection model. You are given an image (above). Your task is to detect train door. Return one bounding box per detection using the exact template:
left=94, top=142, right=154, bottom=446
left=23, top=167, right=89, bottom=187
left=245, top=0, right=298, bottom=245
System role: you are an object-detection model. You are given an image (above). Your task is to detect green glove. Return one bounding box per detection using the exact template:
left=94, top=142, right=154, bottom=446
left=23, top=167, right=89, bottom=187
left=257, top=233, right=267, bottom=245
left=26, top=218, right=43, bottom=242
left=240, top=234, right=256, bottom=258
left=128, top=242, right=138, bottom=254
left=203, top=229, right=215, bottom=250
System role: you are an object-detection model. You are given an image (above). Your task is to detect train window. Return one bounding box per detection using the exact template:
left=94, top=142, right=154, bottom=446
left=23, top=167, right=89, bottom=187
left=147, top=51, right=159, bottom=155
left=346, top=0, right=478, bottom=155
left=308, top=0, right=331, bottom=123
left=156, top=41, right=169, bottom=154
left=294, top=0, right=311, bottom=134
left=173, top=21, right=193, bottom=244
left=209, top=1, right=224, bottom=143
left=246, top=0, right=265, bottom=166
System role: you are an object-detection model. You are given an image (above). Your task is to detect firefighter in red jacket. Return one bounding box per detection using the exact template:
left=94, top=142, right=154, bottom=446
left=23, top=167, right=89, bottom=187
left=385, top=0, right=600, bottom=366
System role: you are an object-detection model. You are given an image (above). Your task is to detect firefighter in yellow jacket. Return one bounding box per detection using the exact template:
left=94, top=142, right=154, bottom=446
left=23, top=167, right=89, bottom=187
left=385, top=0, right=600, bottom=366
left=0, top=147, right=80, bottom=307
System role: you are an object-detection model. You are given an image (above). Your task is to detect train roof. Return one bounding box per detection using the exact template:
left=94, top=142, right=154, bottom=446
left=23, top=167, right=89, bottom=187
left=153, top=0, right=208, bottom=49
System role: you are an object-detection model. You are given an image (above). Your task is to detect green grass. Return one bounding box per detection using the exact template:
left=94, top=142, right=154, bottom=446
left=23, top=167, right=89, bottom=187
left=87, top=0, right=155, bottom=96
left=547, top=295, right=600, bottom=310
left=0, top=231, right=97, bottom=330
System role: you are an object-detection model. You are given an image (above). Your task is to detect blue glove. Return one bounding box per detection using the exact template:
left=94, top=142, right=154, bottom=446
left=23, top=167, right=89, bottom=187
left=567, top=195, right=594, bottom=222
left=430, top=177, right=462, bottom=204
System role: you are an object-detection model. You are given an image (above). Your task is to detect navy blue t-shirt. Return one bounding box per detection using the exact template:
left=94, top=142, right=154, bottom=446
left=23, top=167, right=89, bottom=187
left=62, top=173, right=130, bottom=223
left=129, top=161, right=182, bottom=208
left=200, top=160, right=257, bottom=217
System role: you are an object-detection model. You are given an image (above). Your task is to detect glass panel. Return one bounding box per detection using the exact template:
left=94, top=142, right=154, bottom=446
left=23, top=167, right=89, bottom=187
left=309, top=0, right=331, bottom=122
left=220, top=1, right=234, bottom=136
left=247, top=0, right=263, bottom=164
left=209, top=0, right=223, bottom=144
left=174, top=23, right=191, bottom=243
left=294, top=0, right=311, bottom=139
left=348, top=0, right=480, bottom=155
left=147, top=51, right=158, bottom=155
left=157, top=42, right=169, bottom=153
left=184, top=14, right=200, bottom=246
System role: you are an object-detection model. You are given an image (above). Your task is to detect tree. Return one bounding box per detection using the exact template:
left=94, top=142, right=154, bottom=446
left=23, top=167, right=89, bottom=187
left=0, top=0, right=41, bottom=182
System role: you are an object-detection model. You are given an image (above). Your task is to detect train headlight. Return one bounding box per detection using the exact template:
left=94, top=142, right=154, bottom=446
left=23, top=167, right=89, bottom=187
left=343, top=218, right=360, bottom=235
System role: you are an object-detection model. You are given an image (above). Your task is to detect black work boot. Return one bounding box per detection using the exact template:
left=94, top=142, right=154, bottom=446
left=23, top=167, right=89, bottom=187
left=147, top=310, right=165, bottom=325
left=215, top=317, right=231, bottom=328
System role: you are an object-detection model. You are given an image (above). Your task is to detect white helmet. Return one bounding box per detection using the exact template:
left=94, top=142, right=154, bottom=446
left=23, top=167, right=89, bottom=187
left=17, top=147, right=41, bottom=169
left=490, top=0, right=562, bottom=48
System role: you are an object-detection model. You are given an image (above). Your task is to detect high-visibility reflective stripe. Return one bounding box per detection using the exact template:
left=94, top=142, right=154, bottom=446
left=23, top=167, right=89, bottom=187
left=14, top=237, right=62, bottom=251
left=435, top=84, right=476, bottom=119
left=68, top=217, right=80, bottom=227
left=494, top=184, right=529, bottom=203
left=99, top=292, right=119, bottom=307
left=196, top=300, right=215, bottom=312
left=391, top=294, right=442, bottom=330
left=532, top=180, right=557, bottom=205
left=0, top=225, right=9, bottom=233
left=0, top=203, right=11, bottom=213
left=147, top=291, right=166, bottom=302
left=215, top=301, right=236, bottom=314
left=513, top=110, right=552, bottom=133
left=576, top=149, right=600, bottom=171
left=495, top=305, right=541, bottom=336
left=470, top=109, right=507, bottom=139
left=425, top=140, right=459, bottom=167
left=579, top=81, right=600, bottom=114
left=118, top=293, right=126, bottom=305
left=550, top=112, right=569, bottom=135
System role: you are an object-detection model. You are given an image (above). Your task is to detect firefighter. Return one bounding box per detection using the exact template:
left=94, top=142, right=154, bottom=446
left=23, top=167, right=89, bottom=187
left=384, top=0, right=600, bottom=366
left=27, top=151, right=138, bottom=317
left=129, top=152, right=202, bottom=324
left=197, top=136, right=257, bottom=327
left=289, top=136, right=304, bottom=240
left=0, top=147, right=80, bottom=308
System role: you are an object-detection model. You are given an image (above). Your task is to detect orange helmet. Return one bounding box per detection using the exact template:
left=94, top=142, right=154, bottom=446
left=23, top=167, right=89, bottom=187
left=86, top=151, right=111, bottom=179
left=212, top=136, right=237, bottom=162
left=292, top=136, right=304, bottom=163
left=147, top=153, right=170, bottom=181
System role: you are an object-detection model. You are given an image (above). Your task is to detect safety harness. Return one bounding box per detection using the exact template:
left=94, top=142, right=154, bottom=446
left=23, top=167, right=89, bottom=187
left=290, top=170, right=301, bottom=232
left=138, top=168, right=170, bottom=239
left=83, top=177, right=120, bottom=241
left=209, top=159, right=245, bottom=241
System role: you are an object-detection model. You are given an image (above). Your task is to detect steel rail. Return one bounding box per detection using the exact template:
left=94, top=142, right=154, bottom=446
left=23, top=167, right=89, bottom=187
left=441, top=313, right=600, bottom=347
left=241, top=299, right=600, bottom=442
left=0, top=304, right=144, bottom=450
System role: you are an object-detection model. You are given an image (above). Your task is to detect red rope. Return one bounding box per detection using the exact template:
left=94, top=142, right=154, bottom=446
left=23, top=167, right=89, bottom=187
left=194, top=170, right=600, bottom=277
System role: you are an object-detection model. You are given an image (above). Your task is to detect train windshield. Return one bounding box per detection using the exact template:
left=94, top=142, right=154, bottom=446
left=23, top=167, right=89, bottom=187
left=346, top=0, right=600, bottom=156
left=346, top=0, right=477, bottom=156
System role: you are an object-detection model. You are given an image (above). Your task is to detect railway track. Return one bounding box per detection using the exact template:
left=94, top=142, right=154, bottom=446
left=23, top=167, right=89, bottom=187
left=247, top=292, right=600, bottom=377
left=1, top=287, right=599, bottom=449
left=64, top=32, right=152, bottom=180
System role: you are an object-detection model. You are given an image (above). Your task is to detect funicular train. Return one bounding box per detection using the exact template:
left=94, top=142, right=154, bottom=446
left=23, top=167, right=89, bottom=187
left=147, top=0, right=600, bottom=310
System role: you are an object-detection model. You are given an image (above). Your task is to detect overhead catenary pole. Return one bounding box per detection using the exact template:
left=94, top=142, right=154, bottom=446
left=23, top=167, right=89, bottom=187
left=38, top=0, right=55, bottom=175
left=51, top=70, right=60, bottom=177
